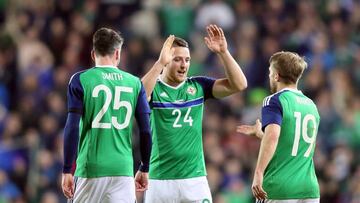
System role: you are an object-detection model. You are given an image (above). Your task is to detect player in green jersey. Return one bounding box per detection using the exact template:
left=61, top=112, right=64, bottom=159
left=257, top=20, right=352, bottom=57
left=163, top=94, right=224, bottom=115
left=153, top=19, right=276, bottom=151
left=141, top=24, right=248, bottom=203
left=61, top=28, right=152, bottom=203
left=237, top=51, right=320, bottom=203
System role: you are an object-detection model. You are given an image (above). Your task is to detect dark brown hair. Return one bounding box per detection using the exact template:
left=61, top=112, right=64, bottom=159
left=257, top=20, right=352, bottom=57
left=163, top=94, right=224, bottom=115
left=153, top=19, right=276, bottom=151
left=93, top=28, right=124, bottom=56
left=269, top=51, right=307, bottom=84
left=173, top=37, right=189, bottom=48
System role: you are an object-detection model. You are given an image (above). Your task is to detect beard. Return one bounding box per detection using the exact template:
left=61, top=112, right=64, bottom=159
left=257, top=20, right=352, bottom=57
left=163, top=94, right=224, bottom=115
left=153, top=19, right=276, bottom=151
left=270, top=80, right=277, bottom=93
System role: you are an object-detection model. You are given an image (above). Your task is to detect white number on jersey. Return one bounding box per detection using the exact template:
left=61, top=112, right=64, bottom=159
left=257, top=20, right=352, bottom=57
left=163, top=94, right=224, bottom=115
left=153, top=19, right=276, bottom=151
left=292, top=111, right=317, bottom=157
left=172, top=108, right=193, bottom=128
left=92, top=84, right=133, bottom=129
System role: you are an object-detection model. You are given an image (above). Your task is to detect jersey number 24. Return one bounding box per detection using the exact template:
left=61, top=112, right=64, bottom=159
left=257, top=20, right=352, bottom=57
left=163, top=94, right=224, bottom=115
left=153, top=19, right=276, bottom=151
left=172, top=108, right=193, bottom=128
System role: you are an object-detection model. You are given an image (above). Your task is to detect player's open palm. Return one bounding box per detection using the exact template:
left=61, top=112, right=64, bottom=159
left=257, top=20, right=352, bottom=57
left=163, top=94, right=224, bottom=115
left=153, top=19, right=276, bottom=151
left=204, top=24, right=228, bottom=54
left=158, top=35, right=175, bottom=66
left=237, top=119, right=262, bottom=139
left=135, top=171, right=149, bottom=192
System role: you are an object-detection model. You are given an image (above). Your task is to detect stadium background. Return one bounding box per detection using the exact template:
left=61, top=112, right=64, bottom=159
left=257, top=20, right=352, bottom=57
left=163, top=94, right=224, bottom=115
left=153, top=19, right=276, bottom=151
left=0, top=0, right=359, bottom=202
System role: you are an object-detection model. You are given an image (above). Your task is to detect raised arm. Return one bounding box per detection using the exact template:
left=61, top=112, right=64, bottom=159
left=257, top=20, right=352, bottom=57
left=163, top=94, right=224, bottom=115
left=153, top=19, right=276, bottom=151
left=141, top=35, right=175, bottom=100
left=204, top=24, right=247, bottom=98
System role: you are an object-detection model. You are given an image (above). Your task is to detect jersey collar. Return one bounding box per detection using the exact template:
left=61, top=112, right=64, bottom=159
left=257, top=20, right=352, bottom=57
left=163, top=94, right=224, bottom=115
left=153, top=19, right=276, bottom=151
left=158, top=76, right=187, bottom=90
left=95, top=65, right=118, bottom=69
left=281, top=87, right=302, bottom=93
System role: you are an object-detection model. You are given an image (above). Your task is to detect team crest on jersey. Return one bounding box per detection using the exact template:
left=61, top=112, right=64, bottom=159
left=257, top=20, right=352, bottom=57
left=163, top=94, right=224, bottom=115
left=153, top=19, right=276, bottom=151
left=187, top=86, right=196, bottom=95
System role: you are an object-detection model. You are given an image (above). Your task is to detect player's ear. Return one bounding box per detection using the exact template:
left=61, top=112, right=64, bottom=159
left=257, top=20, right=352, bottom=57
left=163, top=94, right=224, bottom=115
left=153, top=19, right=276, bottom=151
left=274, top=72, right=280, bottom=82
left=91, top=49, right=96, bottom=62
left=114, top=48, right=121, bottom=61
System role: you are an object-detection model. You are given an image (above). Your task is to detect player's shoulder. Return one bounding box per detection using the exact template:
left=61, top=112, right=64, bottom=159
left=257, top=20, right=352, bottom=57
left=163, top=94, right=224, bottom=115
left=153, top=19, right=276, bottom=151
left=187, top=76, right=216, bottom=89
left=68, top=69, right=88, bottom=85
left=187, top=76, right=215, bottom=83
left=188, top=76, right=203, bottom=81
left=278, top=88, right=312, bottom=103
left=118, top=69, right=139, bottom=79
left=263, top=88, right=313, bottom=107
left=186, top=76, right=198, bottom=84
left=102, top=68, right=142, bottom=89
left=262, top=91, right=283, bottom=107
left=117, top=69, right=141, bottom=83
left=87, top=66, right=141, bottom=82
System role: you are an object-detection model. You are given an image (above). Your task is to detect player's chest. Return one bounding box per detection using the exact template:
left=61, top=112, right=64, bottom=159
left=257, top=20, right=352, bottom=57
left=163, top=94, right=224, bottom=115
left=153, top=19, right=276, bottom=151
left=153, top=83, right=202, bottom=103
left=151, top=84, right=204, bottom=127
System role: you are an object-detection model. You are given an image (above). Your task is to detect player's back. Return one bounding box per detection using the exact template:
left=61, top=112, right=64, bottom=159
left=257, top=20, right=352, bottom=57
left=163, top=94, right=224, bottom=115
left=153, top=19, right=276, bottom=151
left=263, top=89, right=320, bottom=199
left=70, top=66, right=142, bottom=178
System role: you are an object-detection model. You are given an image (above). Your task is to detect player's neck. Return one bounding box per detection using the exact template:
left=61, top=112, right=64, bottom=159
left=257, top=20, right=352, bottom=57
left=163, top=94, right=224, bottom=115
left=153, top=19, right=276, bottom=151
left=277, top=83, right=298, bottom=92
left=160, top=75, right=182, bottom=87
left=95, top=57, right=118, bottom=67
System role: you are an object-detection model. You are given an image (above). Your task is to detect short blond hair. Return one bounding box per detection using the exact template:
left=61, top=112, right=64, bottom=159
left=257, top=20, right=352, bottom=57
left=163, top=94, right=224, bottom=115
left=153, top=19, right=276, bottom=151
left=269, top=51, right=307, bottom=84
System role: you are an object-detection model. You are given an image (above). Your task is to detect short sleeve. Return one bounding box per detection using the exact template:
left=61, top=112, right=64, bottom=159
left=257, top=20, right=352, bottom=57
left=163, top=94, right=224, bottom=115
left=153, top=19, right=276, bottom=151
left=191, top=76, right=216, bottom=100
left=261, top=94, right=283, bottom=131
left=67, top=72, right=84, bottom=114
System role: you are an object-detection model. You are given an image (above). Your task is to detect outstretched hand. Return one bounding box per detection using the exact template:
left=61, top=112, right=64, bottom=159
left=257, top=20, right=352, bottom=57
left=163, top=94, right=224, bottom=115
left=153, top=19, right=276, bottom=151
left=204, top=24, right=228, bottom=54
left=236, top=119, right=263, bottom=139
left=158, top=35, right=175, bottom=66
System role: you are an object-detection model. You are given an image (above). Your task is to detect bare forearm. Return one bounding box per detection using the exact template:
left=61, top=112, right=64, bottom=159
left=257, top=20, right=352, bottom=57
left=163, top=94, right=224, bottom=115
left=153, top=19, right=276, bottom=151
left=217, top=50, right=247, bottom=91
left=141, top=61, right=164, bottom=99
left=255, top=132, right=278, bottom=174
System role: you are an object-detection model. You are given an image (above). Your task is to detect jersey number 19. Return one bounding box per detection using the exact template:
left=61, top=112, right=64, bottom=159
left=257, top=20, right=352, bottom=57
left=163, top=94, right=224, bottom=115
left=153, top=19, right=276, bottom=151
left=291, top=111, right=317, bottom=157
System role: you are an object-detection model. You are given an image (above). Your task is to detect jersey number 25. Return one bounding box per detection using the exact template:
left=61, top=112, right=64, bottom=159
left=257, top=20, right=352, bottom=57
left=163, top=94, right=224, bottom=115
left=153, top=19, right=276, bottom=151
left=91, top=84, right=133, bottom=130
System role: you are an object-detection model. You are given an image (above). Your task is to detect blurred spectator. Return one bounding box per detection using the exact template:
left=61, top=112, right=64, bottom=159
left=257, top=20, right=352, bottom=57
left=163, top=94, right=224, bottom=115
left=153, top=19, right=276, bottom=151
left=159, top=0, right=195, bottom=40
left=0, top=32, right=17, bottom=110
left=40, top=191, right=60, bottom=203
left=129, top=8, right=159, bottom=40
left=0, top=169, right=21, bottom=202
left=306, top=31, right=335, bottom=72
left=195, top=0, right=235, bottom=32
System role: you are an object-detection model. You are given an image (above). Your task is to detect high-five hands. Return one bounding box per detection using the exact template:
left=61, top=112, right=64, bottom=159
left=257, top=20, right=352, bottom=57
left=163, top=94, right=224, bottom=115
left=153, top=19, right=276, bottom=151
left=204, top=24, right=228, bottom=54
left=158, top=35, right=175, bottom=66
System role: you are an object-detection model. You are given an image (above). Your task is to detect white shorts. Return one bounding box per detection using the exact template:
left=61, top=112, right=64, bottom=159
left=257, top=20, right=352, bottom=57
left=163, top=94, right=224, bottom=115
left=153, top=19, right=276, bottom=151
left=257, top=198, right=320, bottom=203
left=144, top=176, right=212, bottom=203
left=69, top=176, right=135, bottom=203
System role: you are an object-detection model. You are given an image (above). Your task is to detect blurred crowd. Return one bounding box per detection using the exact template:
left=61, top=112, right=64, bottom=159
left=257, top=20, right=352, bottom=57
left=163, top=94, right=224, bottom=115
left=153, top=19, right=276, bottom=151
left=0, top=0, right=360, bottom=202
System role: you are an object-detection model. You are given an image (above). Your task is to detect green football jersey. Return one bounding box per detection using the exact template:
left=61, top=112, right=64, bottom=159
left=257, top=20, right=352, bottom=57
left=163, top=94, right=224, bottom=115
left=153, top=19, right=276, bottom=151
left=261, top=88, right=320, bottom=199
left=149, top=77, right=215, bottom=179
left=68, top=66, right=142, bottom=178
